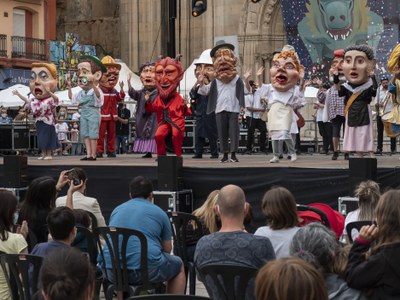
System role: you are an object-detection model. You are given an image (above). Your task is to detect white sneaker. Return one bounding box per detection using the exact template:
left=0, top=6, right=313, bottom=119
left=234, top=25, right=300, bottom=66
left=269, top=156, right=280, bottom=163
left=291, top=153, right=297, bottom=162
left=43, top=156, right=53, bottom=160
left=37, top=156, right=44, bottom=160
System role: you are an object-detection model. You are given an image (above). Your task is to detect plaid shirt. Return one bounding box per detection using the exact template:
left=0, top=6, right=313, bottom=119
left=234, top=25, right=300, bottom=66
left=326, top=87, right=345, bottom=121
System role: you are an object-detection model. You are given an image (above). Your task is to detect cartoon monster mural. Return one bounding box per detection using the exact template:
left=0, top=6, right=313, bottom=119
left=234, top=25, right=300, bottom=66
left=298, top=0, right=384, bottom=63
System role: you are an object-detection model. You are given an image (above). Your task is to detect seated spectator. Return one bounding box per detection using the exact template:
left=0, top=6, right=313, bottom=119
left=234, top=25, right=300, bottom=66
left=290, top=223, right=366, bottom=300
left=255, top=257, right=328, bottom=300
left=346, top=189, right=400, bottom=299
left=18, top=176, right=58, bottom=246
left=30, top=206, right=76, bottom=257
left=194, top=184, right=275, bottom=300
left=13, top=107, right=29, bottom=122
left=99, top=176, right=186, bottom=294
left=254, top=186, right=299, bottom=258
left=344, top=180, right=380, bottom=242
left=0, top=190, right=28, bottom=300
left=186, top=190, right=220, bottom=261
left=40, top=247, right=95, bottom=300
left=55, top=168, right=106, bottom=228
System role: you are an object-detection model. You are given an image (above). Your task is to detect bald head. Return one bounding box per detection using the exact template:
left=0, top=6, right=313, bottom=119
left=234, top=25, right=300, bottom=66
left=217, top=185, right=246, bottom=218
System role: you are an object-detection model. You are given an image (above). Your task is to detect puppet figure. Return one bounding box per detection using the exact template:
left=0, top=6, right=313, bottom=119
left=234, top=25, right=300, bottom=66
left=70, top=55, right=105, bottom=161
left=255, top=45, right=305, bottom=163
left=333, top=45, right=377, bottom=158
left=384, top=44, right=400, bottom=146
left=128, top=62, right=158, bottom=158
left=190, top=49, right=218, bottom=159
left=96, top=56, right=125, bottom=158
left=145, top=55, right=191, bottom=157
left=15, top=63, right=59, bottom=160
left=198, top=43, right=245, bottom=163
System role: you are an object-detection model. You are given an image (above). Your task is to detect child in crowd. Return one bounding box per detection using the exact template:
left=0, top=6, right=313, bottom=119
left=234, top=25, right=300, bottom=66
left=55, top=115, right=71, bottom=155
left=0, top=107, right=12, bottom=124
left=70, top=121, right=82, bottom=156
left=346, top=189, right=400, bottom=299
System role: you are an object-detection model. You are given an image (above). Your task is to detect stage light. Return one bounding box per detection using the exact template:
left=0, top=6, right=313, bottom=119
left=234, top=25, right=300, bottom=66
left=192, top=0, right=207, bottom=17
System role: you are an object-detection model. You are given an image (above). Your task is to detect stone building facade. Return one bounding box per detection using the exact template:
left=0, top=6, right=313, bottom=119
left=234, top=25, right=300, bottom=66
left=56, top=0, right=286, bottom=81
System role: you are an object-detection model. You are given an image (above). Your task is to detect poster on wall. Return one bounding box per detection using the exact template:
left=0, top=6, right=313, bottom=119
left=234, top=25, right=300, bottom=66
left=280, top=0, right=399, bottom=80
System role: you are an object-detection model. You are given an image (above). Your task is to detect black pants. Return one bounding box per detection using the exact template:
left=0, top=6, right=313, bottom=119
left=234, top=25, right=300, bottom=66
left=317, top=121, right=333, bottom=151
left=246, top=117, right=267, bottom=152
left=376, top=115, right=397, bottom=151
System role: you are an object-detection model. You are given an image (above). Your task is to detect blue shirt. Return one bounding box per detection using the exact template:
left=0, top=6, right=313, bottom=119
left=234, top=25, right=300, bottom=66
left=100, top=198, right=172, bottom=270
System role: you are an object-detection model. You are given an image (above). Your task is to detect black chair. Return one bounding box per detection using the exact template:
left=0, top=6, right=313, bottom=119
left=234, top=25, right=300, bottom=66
left=86, top=210, right=98, bottom=229
left=167, top=211, right=203, bottom=295
left=346, top=221, right=373, bottom=243
left=95, top=226, right=163, bottom=300
left=127, top=295, right=211, bottom=299
left=72, top=225, right=99, bottom=265
left=197, top=264, right=258, bottom=300
left=297, top=204, right=331, bottom=228
left=0, top=253, right=43, bottom=300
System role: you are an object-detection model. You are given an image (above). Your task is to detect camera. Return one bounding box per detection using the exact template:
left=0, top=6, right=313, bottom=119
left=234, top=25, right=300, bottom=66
left=66, top=169, right=80, bottom=186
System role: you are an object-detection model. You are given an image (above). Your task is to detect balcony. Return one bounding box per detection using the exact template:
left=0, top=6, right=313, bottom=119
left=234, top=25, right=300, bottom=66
left=0, top=34, right=7, bottom=57
left=11, top=36, right=46, bottom=61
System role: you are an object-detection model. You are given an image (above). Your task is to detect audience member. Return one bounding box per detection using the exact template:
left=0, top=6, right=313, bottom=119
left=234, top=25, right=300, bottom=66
left=115, top=102, right=131, bottom=154
left=55, top=168, right=106, bottom=228
left=254, top=186, right=299, bottom=258
left=255, top=257, right=328, bottom=300
left=186, top=190, right=220, bottom=261
left=194, top=184, right=275, bottom=300
left=55, top=114, right=72, bottom=155
left=345, top=180, right=380, bottom=241
left=99, top=176, right=186, bottom=294
left=40, top=247, right=95, bottom=300
left=18, top=176, right=57, bottom=245
left=0, top=107, right=12, bottom=124
left=0, top=190, right=28, bottom=300
left=70, top=121, right=82, bottom=155
left=346, top=189, right=400, bottom=299
left=30, top=206, right=76, bottom=256
left=291, top=223, right=366, bottom=300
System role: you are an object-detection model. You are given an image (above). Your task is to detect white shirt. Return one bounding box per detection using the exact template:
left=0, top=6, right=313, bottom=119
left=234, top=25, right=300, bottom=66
left=254, top=226, right=300, bottom=258
left=71, top=87, right=104, bottom=107
left=245, top=90, right=264, bottom=119
left=198, top=75, right=241, bottom=113
left=55, top=122, right=69, bottom=141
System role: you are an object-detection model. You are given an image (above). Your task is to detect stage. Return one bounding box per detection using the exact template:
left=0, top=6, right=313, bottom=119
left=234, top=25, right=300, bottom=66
left=1, top=152, right=400, bottom=231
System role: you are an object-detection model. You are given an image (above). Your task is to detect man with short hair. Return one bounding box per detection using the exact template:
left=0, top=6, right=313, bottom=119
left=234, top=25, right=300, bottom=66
left=100, top=176, right=186, bottom=294
left=30, top=206, right=76, bottom=256
left=194, top=184, right=275, bottom=300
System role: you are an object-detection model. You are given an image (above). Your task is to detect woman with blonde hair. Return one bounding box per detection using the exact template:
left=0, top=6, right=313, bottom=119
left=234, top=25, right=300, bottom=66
left=344, top=180, right=380, bottom=241
left=186, top=190, right=220, bottom=261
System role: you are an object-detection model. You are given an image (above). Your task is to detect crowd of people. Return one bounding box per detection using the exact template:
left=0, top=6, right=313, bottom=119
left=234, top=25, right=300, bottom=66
left=0, top=164, right=399, bottom=299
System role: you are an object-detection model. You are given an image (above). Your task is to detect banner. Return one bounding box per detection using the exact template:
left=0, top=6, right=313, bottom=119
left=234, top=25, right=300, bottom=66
left=280, top=0, right=399, bottom=79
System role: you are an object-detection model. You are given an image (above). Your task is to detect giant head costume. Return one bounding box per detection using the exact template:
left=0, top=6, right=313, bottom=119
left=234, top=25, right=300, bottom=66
left=139, top=62, right=156, bottom=90
left=270, top=45, right=304, bottom=92
left=77, top=55, right=106, bottom=91
left=100, top=55, right=121, bottom=90
left=29, top=63, right=58, bottom=100
left=194, top=49, right=215, bottom=84
left=155, top=55, right=184, bottom=99
left=387, top=43, right=400, bottom=79
left=342, top=44, right=375, bottom=86
left=210, top=43, right=238, bottom=84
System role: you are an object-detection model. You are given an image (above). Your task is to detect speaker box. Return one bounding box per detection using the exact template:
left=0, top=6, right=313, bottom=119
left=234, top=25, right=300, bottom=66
left=348, top=158, right=377, bottom=195
left=157, top=156, right=183, bottom=191
left=152, top=189, right=193, bottom=213
left=4, top=155, right=28, bottom=187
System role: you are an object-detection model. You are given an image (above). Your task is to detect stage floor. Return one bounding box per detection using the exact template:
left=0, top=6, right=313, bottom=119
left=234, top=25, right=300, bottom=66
left=6, top=152, right=400, bottom=169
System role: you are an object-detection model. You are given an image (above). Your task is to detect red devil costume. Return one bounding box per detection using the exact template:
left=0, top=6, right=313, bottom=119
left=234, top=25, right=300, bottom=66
left=97, top=56, right=125, bottom=157
left=145, top=55, right=191, bottom=156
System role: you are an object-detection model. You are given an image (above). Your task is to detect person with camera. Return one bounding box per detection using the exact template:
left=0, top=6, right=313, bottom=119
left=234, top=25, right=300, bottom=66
left=55, top=168, right=106, bottom=228
left=115, top=102, right=131, bottom=154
